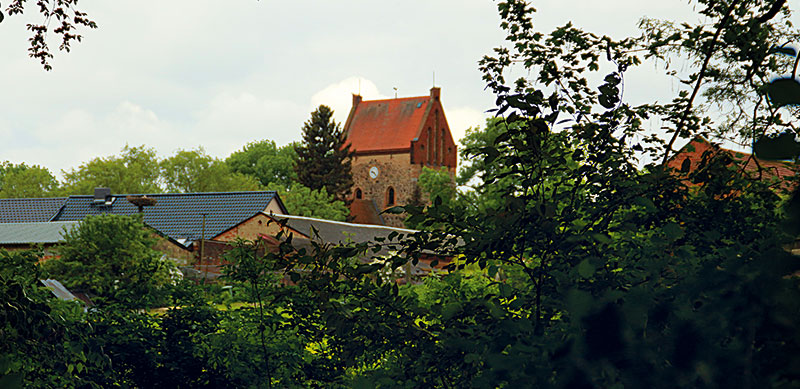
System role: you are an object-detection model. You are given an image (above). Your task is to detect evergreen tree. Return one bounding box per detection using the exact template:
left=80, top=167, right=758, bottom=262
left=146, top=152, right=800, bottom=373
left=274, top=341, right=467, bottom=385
left=294, top=105, right=354, bottom=200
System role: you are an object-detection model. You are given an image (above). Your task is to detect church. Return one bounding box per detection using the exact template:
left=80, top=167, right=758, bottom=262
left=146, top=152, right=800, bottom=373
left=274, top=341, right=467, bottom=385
left=343, top=87, right=457, bottom=227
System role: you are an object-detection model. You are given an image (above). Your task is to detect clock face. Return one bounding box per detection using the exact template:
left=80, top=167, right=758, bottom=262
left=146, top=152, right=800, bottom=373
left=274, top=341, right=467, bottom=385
left=369, top=166, right=379, bottom=179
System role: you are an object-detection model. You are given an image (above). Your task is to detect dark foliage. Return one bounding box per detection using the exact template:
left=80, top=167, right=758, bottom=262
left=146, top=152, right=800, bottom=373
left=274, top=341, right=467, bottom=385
left=294, top=105, right=355, bottom=201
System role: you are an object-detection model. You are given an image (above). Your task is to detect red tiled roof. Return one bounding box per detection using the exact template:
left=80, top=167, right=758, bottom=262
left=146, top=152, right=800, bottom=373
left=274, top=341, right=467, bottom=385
left=348, top=199, right=384, bottom=225
left=669, top=137, right=799, bottom=183
left=344, top=96, right=429, bottom=153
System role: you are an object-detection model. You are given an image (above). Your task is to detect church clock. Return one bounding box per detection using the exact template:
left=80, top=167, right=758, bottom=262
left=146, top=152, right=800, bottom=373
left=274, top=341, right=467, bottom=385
left=369, top=166, right=380, bottom=179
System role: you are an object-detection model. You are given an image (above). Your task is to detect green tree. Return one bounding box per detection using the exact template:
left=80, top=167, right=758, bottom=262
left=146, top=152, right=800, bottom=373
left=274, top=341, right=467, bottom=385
left=294, top=105, right=354, bottom=200
left=1, top=249, right=108, bottom=388
left=269, top=182, right=349, bottom=221
left=61, top=145, right=162, bottom=195
left=0, top=162, right=60, bottom=198
left=417, top=166, right=456, bottom=207
left=226, top=140, right=298, bottom=188
left=43, top=214, right=175, bottom=307
left=161, top=148, right=262, bottom=193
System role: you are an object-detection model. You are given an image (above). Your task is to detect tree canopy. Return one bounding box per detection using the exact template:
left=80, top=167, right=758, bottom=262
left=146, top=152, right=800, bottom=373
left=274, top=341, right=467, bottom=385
left=294, top=105, right=354, bottom=200
left=226, top=140, right=298, bottom=188
left=161, top=148, right=262, bottom=193
left=42, top=214, right=175, bottom=307
left=0, top=162, right=59, bottom=198
left=61, top=145, right=162, bottom=195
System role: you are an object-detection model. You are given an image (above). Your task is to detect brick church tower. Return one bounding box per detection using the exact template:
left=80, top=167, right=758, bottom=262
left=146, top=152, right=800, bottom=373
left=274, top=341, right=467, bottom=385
left=343, top=87, right=457, bottom=227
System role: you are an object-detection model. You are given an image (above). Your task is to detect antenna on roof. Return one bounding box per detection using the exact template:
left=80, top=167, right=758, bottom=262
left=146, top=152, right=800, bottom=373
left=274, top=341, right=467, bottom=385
left=358, top=78, right=361, bottom=95
left=433, top=71, right=435, bottom=87
left=393, top=87, right=398, bottom=99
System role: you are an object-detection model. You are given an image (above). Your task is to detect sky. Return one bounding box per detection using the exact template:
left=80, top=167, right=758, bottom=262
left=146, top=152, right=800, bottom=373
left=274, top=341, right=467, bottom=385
left=0, top=0, right=707, bottom=179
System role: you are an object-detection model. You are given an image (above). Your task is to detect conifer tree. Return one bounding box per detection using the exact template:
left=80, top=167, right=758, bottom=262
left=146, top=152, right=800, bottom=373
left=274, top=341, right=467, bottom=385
left=294, top=105, right=354, bottom=200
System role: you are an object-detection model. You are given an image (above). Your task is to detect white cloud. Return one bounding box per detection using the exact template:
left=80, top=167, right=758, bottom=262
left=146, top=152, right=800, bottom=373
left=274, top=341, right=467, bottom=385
left=310, top=77, right=389, bottom=125
left=192, top=91, right=306, bottom=154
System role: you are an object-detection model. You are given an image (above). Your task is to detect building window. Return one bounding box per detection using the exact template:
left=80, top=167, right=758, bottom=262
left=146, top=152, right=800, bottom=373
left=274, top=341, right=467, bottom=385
left=427, top=128, right=432, bottom=162
left=386, top=187, right=395, bottom=206
left=440, top=129, right=445, bottom=165
left=355, top=188, right=362, bottom=199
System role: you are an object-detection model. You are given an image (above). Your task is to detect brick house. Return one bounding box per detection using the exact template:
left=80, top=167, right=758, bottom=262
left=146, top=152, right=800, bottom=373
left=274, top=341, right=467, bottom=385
left=668, top=136, right=798, bottom=187
left=0, top=189, right=288, bottom=270
left=198, top=212, right=449, bottom=280
left=343, top=87, right=458, bottom=227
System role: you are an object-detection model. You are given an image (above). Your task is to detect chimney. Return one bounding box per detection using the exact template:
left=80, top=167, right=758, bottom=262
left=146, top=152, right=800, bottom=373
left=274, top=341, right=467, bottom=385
left=352, top=93, right=362, bottom=107
left=430, top=87, right=441, bottom=101
left=93, top=187, right=112, bottom=206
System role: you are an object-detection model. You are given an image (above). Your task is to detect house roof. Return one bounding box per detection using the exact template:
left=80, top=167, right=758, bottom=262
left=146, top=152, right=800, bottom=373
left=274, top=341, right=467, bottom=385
left=344, top=96, right=430, bottom=153
left=0, top=197, right=67, bottom=223
left=669, top=137, right=798, bottom=183
left=50, top=191, right=286, bottom=247
left=0, top=221, right=79, bottom=245
left=348, top=199, right=385, bottom=225
left=271, top=213, right=415, bottom=250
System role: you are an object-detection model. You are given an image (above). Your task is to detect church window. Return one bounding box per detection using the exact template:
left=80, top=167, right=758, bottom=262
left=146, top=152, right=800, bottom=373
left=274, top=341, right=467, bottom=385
left=355, top=188, right=362, bottom=199
left=427, top=128, right=432, bottom=162
left=386, top=187, right=395, bottom=206
left=440, top=129, right=445, bottom=164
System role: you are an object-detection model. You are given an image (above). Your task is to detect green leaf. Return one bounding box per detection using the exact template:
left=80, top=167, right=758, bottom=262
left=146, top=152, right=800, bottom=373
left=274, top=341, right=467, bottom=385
left=662, top=222, right=684, bottom=240
left=442, top=303, right=462, bottom=321
left=381, top=206, right=405, bottom=214
left=753, top=131, right=800, bottom=160
left=0, top=372, right=23, bottom=389
left=766, top=77, right=800, bottom=108
left=577, top=259, right=596, bottom=278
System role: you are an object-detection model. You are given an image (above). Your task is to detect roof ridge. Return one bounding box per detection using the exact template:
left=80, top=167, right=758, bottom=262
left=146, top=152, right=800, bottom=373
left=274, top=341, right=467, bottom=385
left=359, top=96, right=428, bottom=104
left=269, top=213, right=417, bottom=233
left=67, top=190, right=278, bottom=198
left=0, top=197, right=68, bottom=201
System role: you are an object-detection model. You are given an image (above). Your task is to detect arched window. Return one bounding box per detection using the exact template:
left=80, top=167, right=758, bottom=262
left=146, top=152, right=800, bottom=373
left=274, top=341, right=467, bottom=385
left=386, top=187, right=395, bottom=206
left=355, top=188, right=362, bottom=199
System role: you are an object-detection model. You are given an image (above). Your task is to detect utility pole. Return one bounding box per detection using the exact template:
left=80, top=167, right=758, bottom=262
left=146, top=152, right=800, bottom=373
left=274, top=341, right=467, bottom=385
left=200, top=213, right=207, bottom=281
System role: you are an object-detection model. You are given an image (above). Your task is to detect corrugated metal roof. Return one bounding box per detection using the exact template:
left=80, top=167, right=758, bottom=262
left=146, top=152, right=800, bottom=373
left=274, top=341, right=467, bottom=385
left=272, top=213, right=416, bottom=248
left=41, top=279, right=79, bottom=301
left=54, top=191, right=285, bottom=247
left=0, top=197, right=67, bottom=223
left=0, top=221, right=78, bottom=244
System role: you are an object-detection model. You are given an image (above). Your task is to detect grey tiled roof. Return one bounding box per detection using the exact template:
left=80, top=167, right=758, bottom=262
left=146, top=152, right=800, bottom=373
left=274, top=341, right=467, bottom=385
left=272, top=213, right=416, bottom=249
left=0, top=197, right=67, bottom=223
left=0, top=221, right=79, bottom=244
left=53, top=191, right=286, bottom=247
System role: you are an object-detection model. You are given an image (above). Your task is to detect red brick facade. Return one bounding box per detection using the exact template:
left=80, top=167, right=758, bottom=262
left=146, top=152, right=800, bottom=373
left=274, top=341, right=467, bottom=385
left=344, top=87, right=457, bottom=227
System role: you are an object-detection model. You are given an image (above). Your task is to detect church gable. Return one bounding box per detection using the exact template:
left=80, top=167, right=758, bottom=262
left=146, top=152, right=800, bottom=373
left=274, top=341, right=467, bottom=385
left=343, top=87, right=457, bottom=168
left=344, top=87, right=458, bottom=227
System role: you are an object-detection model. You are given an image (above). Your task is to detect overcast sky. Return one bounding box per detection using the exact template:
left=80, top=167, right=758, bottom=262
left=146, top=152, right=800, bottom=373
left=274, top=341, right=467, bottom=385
left=0, top=0, right=706, bottom=178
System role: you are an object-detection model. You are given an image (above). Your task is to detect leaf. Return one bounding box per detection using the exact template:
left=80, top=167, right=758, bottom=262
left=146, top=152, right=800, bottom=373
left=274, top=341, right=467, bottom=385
left=766, top=77, right=800, bottom=108
left=381, top=206, right=405, bottom=214
left=0, top=372, right=24, bottom=389
left=0, top=12, right=4, bottom=24
left=662, top=222, right=684, bottom=240
left=769, top=45, right=797, bottom=57
left=442, top=303, right=462, bottom=321
left=753, top=131, right=800, bottom=160
left=577, top=259, right=596, bottom=278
